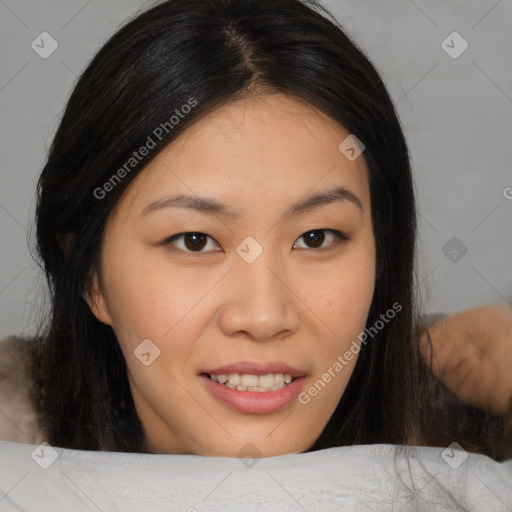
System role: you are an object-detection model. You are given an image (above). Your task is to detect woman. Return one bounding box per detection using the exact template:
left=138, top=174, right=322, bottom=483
left=1, top=0, right=510, bottom=460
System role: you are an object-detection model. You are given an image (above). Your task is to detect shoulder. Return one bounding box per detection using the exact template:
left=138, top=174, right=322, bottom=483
left=0, top=335, right=44, bottom=444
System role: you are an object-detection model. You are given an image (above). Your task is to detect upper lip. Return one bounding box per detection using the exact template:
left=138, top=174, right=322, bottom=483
left=202, top=361, right=307, bottom=377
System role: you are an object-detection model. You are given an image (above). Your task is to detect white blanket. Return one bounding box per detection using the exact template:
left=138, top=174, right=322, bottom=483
left=1, top=441, right=511, bottom=511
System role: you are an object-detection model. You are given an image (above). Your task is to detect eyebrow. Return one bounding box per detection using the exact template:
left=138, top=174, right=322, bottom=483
left=140, top=186, right=363, bottom=219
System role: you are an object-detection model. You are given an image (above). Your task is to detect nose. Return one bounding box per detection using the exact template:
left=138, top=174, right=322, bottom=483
left=217, top=254, right=300, bottom=341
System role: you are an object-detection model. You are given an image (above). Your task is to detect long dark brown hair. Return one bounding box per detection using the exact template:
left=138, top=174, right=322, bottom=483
left=30, top=0, right=510, bottom=459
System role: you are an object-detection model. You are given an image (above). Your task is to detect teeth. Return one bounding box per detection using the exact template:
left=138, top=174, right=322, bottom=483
left=257, top=374, right=274, bottom=387
left=228, top=373, right=241, bottom=385
left=208, top=372, right=296, bottom=391
left=274, top=374, right=285, bottom=386
left=240, top=374, right=259, bottom=387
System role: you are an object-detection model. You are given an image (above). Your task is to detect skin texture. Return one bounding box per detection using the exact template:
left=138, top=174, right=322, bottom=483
left=86, top=93, right=377, bottom=457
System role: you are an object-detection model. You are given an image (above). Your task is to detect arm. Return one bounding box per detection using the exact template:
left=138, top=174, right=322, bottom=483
left=416, top=305, right=512, bottom=461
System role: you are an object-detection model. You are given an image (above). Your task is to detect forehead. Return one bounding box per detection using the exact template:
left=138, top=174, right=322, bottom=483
left=112, top=93, right=370, bottom=221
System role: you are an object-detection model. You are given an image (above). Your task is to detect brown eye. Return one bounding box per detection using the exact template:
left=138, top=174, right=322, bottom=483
left=166, top=232, right=220, bottom=253
left=293, top=229, right=348, bottom=250
left=303, top=230, right=325, bottom=248
left=184, top=233, right=208, bottom=251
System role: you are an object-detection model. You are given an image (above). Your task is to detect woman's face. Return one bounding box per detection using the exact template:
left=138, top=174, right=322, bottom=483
left=87, top=93, right=376, bottom=457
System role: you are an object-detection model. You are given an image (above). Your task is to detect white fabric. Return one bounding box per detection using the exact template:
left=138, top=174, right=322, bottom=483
left=0, top=441, right=511, bottom=511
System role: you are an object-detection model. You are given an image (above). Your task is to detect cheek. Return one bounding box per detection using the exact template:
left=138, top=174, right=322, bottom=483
left=299, top=244, right=376, bottom=411
left=330, top=265, right=375, bottom=337
left=301, top=246, right=375, bottom=343
left=298, top=260, right=375, bottom=415
left=100, top=246, right=218, bottom=352
left=314, top=282, right=374, bottom=382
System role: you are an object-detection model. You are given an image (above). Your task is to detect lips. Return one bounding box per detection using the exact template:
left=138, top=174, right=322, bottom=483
left=199, top=361, right=308, bottom=414
left=201, top=374, right=306, bottom=413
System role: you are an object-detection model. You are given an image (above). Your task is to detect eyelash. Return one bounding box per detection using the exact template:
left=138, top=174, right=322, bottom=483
left=164, top=229, right=349, bottom=254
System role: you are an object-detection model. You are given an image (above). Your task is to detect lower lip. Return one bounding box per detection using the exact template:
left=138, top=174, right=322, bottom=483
left=200, top=375, right=306, bottom=414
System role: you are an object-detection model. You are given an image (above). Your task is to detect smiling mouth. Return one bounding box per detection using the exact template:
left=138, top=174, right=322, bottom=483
left=203, top=373, right=299, bottom=392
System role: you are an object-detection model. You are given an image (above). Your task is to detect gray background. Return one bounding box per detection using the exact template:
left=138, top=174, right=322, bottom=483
left=1, top=0, right=511, bottom=340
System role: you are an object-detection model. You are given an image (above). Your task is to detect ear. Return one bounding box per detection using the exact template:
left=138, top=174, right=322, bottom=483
left=83, top=269, right=113, bottom=326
